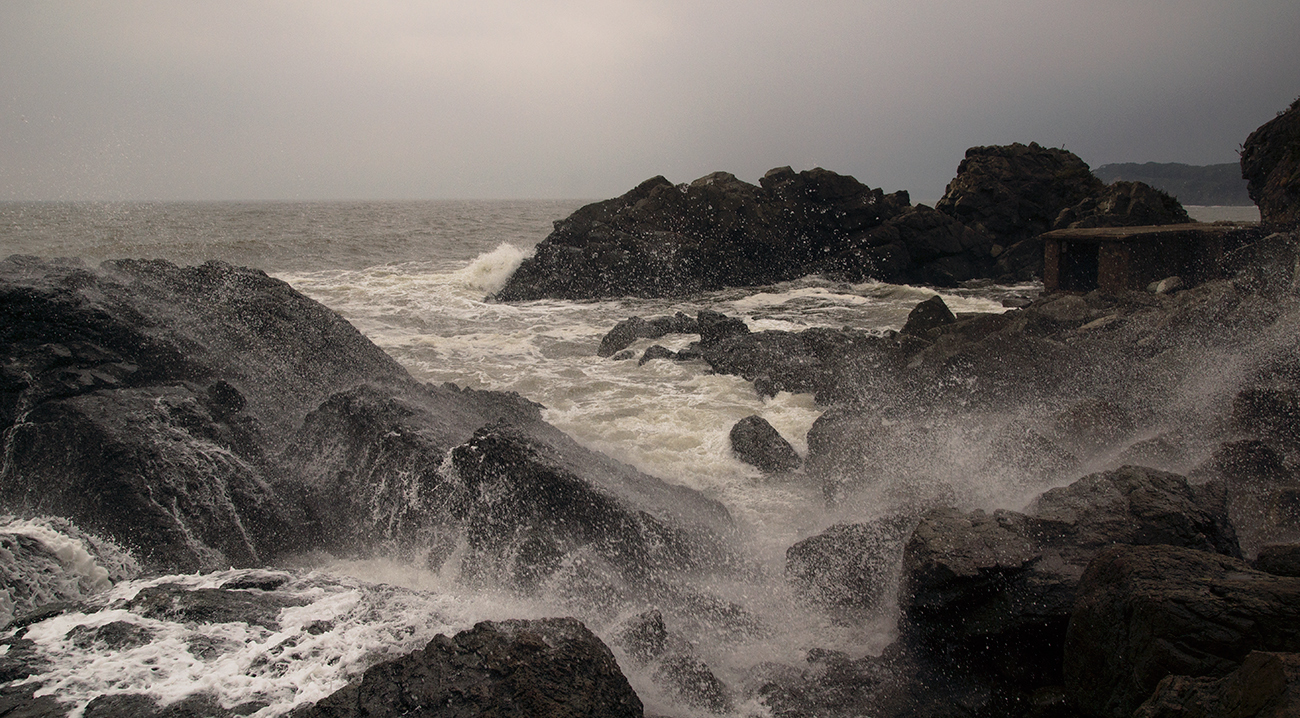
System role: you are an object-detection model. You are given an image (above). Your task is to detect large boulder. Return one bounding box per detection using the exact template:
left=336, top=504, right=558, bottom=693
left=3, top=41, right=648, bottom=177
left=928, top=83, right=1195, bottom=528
left=1065, top=544, right=1300, bottom=718
left=495, top=167, right=916, bottom=300
left=936, top=142, right=1106, bottom=246
left=901, top=466, right=1239, bottom=691
left=786, top=514, right=916, bottom=614
left=447, top=422, right=737, bottom=593
left=297, top=618, right=643, bottom=718
left=730, top=415, right=801, bottom=473
left=1241, top=96, right=1300, bottom=230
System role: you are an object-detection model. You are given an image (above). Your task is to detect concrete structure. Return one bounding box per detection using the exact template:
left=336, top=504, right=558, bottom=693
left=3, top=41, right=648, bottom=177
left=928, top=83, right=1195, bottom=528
left=1041, top=223, right=1254, bottom=293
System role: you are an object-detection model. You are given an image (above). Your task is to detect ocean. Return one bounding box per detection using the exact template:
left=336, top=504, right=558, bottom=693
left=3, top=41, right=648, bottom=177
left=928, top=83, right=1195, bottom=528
left=0, top=199, right=1259, bottom=716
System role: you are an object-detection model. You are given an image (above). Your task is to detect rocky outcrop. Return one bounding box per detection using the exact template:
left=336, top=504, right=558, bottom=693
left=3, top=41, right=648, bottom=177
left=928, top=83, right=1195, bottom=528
left=1065, top=544, right=1300, bottom=718
left=494, top=167, right=1024, bottom=299
left=0, top=257, right=736, bottom=579
left=447, top=423, right=737, bottom=592
left=297, top=618, right=642, bottom=718
left=1052, top=180, right=1192, bottom=229
left=900, top=466, right=1238, bottom=696
left=729, top=415, right=801, bottom=473
left=936, top=142, right=1105, bottom=249
left=1134, top=651, right=1300, bottom=718
left=1241, top=96, right=1300, bottom=230
left=495, top=169, right=911, bottom=300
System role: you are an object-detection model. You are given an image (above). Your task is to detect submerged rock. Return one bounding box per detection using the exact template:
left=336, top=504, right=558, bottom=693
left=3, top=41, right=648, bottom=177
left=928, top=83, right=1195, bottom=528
left=729, top=415, right=801, bottom=473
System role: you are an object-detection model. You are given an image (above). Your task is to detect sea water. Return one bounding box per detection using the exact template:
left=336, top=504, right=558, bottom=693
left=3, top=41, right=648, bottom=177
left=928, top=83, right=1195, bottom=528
left=0, top=200, right=1254, bottom=715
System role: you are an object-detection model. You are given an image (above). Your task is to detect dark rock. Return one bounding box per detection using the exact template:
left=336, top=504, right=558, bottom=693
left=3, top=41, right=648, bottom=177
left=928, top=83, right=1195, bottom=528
left=1241, top=96, right=1300, bottom=230
left=901, top=466, right=1239, bottom=693
left=1256, top=544, right=1300, bottom=577
left=1199, top=439, right=1300, bottom=554
left=123, top=583, right=311, bottom=631
left=612, top=609, right=669, bottom=663
left=0, top=519, right=140, bottom=627
left=598, top=313, right=699, bottom=357
left=1052, top=180, right=1191, bottom=230
left=730, top=415, right=801, bottom=473
left=1232, top=387, right=1300, bottom=447
left=824, top=205, right=997, bottom=284
left=3, top=257, right=719, bottom=576
left=1064, top=544, right=1300, bottom=718
left=495, top=168, right=912, bottom=300
left=67, top=621, right=155, bottom=651
left=295, top=617, right=642, bottom=718
left=1134, top=650, right=1300, bottom=718
left=639, top=344, right=679, bottom=365
left=82, top=691, right=265, bottom=718
left=936, top=142, right=1106, bottom=247
left=900, top=295, right=957, bottom=336
left=447, top=422, right=736, bottom=592
left=696, top=310, right=751, bottom=347
left=786, top=514, right=916, bottom=613
left=653, top=652, right=733, bottom=714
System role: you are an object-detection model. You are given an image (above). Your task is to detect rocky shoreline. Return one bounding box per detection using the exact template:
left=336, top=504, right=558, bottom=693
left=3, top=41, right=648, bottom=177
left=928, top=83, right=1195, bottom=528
left=1, top=98, right=1298, bottom=716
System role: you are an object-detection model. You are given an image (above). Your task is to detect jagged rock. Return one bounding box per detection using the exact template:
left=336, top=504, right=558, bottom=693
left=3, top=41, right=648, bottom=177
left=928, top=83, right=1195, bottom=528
left=612, top=609, right=669, bottom=664
left=494, top=169, right=911, bottom=300
left=786, top=514, right=916, bottom=613
left=824, top=205, right=997, bottom=285
left=639, top=344, right=679, bottom=365
left=1052, top=180, right=1191, bottom=230
left=598, top=313, right=698, bottom=357
left=1256, top=544, right=1300, bottom=577
left=901, top=466, right=1238, bottom=692
left=729, top=415, right=801, bottom=473
left=1134, top=650, right=1300, bottom=718
left=447, top=423, right=736, bottom=592
left=295, top=618, right=642, bottom=718
left=936, top=142, right=1106, bottom=247
left=0, top=257, right=738, bottom=578
left=1065, top=544, right=1300, bottom=718
left=1241, top=96, right=1300, bottom=230
left=654, top=652, right=733, bottom=714
left=899, top=295, right=956, bottom=336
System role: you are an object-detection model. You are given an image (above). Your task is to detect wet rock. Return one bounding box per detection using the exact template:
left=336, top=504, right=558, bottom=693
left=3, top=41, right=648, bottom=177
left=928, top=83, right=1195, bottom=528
left=1050, top=397, right=1138, bottom=454
left=1231, top=387, right=1300, bottom=447
left=67, top=621, right=155, bottom=651
left=899, top=295, right=957, bottom=336
left=495, top=168, right=916, bottom=300
left=936, top=142, right=1106, bottom=248
left=901, top=466, right=1239, bottom=693
left=598, top=313, right=698, bottom=357
left=1241, top=96, right=1300, bottom=230
left=123, top=583, right=310, bottom=631
left=448, top=422, right=737, bottom=591
left=295, top=618, right=642, bottom=718
left=730, top=415, right=801, bottom=473
left=0, top=518, right=140, bottom=628
left=786, top=514, right=916, bottom=613
left=1065, top=544, right=1300, bottom=718
left=1052, top=180, right=1191, bottom=230
left=1134, top=650, right=1300, bottom=718
left=82, top=691, right=267, bottom=717
left=654, top=652, right=733, bottom=714
left=1255, top=543, right=1300, bottom=577
left=612, top=609, right=669, bottom=663
left=638, top=344, right=679, bottom=365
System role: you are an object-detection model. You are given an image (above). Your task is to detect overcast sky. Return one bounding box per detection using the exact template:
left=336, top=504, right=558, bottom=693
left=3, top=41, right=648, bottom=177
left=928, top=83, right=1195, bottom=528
left=2, top=1, right=1297, bottom=202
